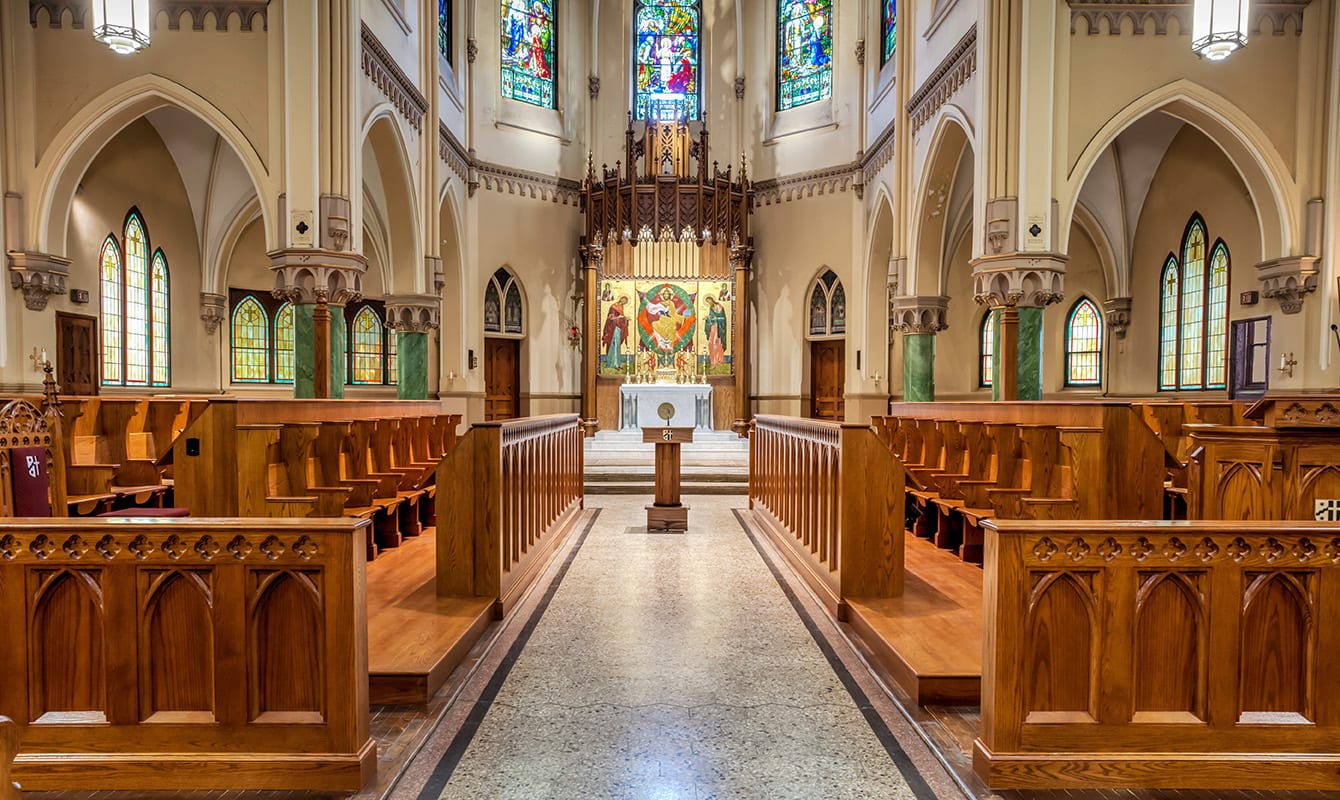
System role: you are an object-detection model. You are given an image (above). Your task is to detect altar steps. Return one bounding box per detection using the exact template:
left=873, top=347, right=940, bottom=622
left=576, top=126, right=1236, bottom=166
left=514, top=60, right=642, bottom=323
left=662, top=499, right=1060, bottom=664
left=584, top=430, right=749, bottom=496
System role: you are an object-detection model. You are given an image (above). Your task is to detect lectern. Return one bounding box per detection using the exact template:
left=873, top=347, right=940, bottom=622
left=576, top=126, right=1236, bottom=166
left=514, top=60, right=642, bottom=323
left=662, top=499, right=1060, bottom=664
left=644, top=424, right=694, bottom=531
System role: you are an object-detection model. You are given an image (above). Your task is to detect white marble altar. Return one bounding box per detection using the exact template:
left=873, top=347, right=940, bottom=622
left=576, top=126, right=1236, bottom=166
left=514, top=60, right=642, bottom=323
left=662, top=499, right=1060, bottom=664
left=620, top=383, right=713, bottom=430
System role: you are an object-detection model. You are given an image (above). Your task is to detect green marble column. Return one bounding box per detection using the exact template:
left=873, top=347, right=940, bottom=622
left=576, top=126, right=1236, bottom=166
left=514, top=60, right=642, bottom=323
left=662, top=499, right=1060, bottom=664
left=902, top=333, right=935, bottom=401
left=1017, top=306, right=1043, bottom=401
left=293, top=303, right=347, bottom=399
left=991, top=311, right=1003, bottom=402
left=397, top=331, right=429, bottom=399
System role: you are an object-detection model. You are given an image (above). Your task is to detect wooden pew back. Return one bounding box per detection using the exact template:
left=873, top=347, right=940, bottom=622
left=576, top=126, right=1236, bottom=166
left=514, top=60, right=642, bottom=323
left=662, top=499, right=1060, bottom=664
left=0, top=716, right=17, bottom=800
left=0, top=399, right=67, bottom=517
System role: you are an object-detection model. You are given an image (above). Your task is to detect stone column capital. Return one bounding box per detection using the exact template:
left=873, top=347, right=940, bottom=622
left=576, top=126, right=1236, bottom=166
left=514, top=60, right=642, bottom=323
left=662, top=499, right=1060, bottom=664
left=425, top=256, right=444, bottom=295
left=889, top=295, right=949, bottom=334
left=268, top=248, right=368, bottom=305
left=1103, top=297, right=1132, bottom=339
left=200, top=292, right=227, bottom=334
left=385, top=294, right=441, bottom=332
left=969, top=252, right=1067, bottom=308
left=1256, top=255, right=1320, bottom=315
left=7, top=251, right=70, bottom=311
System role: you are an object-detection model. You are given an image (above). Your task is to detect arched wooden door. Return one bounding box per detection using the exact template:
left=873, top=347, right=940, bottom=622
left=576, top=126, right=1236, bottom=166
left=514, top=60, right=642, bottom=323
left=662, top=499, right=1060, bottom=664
left=484, top=338, right=520, bottom=420
left=810, top=339, right=844, bottom=420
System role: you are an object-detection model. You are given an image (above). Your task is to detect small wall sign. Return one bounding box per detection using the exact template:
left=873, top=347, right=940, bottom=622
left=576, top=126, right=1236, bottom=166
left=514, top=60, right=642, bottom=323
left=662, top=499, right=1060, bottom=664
left=1240, top=290, right=1259, bottom=306
left=70, top=289, right=90, bottom=304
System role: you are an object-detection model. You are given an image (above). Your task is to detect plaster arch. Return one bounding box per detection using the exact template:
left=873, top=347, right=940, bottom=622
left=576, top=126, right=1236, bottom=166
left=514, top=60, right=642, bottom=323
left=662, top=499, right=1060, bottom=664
left=210, top=197, right=263, bottom=295
left=862, top=191, right=896, bottom=380
left=359, top=108, right=424, bottom=296
left=437, top=184, right=468, bottom=371
left=1061, top=80, right=1298, bottom=261
left=910, top=111, right=973, bottom=296
left=1071, top=200, right=1122, bottom=299
left=33, top=74, right=271, bottom=257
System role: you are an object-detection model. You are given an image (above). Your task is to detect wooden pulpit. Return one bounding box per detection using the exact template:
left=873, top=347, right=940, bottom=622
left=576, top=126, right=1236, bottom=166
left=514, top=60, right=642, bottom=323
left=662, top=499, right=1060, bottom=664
left=644, top=425, right=693, bottom=530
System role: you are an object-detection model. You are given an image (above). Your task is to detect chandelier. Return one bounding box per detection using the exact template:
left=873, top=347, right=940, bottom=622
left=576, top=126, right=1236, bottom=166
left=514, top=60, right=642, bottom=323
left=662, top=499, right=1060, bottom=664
left=92, top=0, right=151, bottom=55
left=1192, top=0, right=1249, bottom=61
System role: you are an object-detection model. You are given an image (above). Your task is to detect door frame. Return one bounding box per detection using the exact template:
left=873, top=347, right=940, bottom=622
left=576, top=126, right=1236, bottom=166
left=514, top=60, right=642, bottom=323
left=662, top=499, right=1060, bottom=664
left=55, top=310, right=99, bottom=396
left=483, top=336, right=522, bottom=420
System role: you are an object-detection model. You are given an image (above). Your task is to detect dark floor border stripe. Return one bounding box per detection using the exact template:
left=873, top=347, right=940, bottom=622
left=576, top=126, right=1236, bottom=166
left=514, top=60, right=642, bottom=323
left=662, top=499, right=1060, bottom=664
left=415, top=510, right=601, bottom=800
left=733, top=508, right=939, bottom=800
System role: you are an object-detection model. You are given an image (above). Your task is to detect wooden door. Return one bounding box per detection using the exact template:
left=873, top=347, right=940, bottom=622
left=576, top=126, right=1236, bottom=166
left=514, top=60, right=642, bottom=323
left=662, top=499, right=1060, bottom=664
left=484, top=338, right=520, bottom=420
left=810, top=339, right=844, bottom=421
left=55, top=312, right=98, bottom=395
left=1229, top=317, right=1270, bottom=400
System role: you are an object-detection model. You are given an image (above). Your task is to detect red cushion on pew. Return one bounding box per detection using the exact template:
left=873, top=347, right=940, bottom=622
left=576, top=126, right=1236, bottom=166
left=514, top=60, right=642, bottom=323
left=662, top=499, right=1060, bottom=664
left=98, top=507, right=190, bottom=518
left=10, top=446, right=52, bottom=517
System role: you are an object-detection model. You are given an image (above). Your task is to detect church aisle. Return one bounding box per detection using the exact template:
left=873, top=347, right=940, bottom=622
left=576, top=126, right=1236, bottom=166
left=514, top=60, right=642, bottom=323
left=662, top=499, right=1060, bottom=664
left=394, top=495, right=955, bottom=800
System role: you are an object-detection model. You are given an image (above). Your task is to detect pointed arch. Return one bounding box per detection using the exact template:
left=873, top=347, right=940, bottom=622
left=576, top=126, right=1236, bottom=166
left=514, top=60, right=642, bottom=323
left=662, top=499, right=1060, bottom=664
left=99, top=236, right=124, bottom=385
left=275, top=302, right=295, bottom=384
left=633, top=0, right=702, bottom=121
left=979, top=309, right=995, bottom=388
left=806, top=268, right=844, bottom=339
left=361, top=111, right=424, bottom=295
left=1064, top=297, right=1103, bottom=387
left=486, top=266, right=527, bottom=337
left=1159, top=214, right=1229, bottom=391
left=230, top=296, right=270, bottom=383
left=350, top=305, right=386, bottom=385
left=910, top=111, right=974, bottom=296
left=151, top=250, right=170, bottom=386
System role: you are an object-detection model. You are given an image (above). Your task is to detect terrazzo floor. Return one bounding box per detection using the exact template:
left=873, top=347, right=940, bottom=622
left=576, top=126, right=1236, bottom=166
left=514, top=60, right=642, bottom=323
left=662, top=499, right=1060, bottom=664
left=392, top=495, right=956, bottom=800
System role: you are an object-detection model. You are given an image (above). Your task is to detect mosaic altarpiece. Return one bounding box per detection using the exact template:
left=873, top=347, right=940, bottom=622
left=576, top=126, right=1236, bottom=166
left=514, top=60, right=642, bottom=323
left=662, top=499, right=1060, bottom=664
left=580, top=120, right=754, bottom=433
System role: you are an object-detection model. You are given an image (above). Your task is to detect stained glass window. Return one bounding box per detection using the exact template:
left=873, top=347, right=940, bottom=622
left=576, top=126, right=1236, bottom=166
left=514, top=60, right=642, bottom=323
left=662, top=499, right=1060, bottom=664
left=777, top=0, right=832, bottom=111
left=1065, top=298, right=1102, bottom=386
left=881, top=0, right=896, bottom=65
left=487, top=268, right=524, bottom=335
left=830, top=283, right=846, bottom=334
left=807, top=269, right=844, bottom=338
left=388, top=331, right=398, bottom=385
left=231, top=296, right=269, bottom=383
left=484, top=281, right=502, bottom=333
left=634, top=0, right=700, bottom=121
left=439, top=0, right=452, bottom=64
left=100, top=211, right=170, bottom=387
left=980, top=311, right=994, bottom=388
left=100, top=237, right=124, bottom=385
left=1157, top=215, right=1230, bottom=392
left=275, top=302, right=295, bottom=383
left=500, top=0, right=555, bottom=108
left=151, top=251, right=170, bottom=386
left=351, top=306, right=385, bottom=384
left=809, top=284, right=827, bottom=336
left=504, top=283, right=524, bottom=334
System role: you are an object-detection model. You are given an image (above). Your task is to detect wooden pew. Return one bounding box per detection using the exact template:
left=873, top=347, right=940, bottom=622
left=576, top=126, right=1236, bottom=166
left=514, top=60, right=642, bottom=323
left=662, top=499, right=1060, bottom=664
left=977, top=517, right=1340, bottom=789
left=0, top=716, right=17, bottom=800
left=62, top=398, right=171, bottom=510
left=0, top=517, right=376, bottom=791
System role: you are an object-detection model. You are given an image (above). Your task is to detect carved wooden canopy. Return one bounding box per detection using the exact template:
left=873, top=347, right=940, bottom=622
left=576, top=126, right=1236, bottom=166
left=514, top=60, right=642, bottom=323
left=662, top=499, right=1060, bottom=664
left=580, top=119, right=752, bottom=261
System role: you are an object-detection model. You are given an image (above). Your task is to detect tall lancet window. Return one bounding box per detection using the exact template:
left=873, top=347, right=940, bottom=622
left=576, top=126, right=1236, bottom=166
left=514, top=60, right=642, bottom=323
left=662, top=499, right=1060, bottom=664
left=881, top=0, right=896, bottom=65
left=634, top=0, right=701, bottom=121
left=777, top=0, right=832, bottom=110
left=100, top=209, right=170, bottom=387
left=500, top=0, right=556, bottom=108
left=1158, top=213, right=1229, bottom=391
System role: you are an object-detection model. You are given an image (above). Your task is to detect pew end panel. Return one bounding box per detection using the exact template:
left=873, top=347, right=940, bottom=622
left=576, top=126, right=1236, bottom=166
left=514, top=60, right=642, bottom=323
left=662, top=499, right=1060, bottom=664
left=0, top=517, right=376, bottom=791
left=0, top=716, right=17, bottom=800
left=977, top=518, right=1340, bottom=790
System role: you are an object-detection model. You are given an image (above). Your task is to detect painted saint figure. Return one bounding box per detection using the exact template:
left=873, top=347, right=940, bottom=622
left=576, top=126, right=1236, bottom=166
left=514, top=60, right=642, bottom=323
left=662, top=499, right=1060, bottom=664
left=703, top=295, right=727, bottom=367
left=649, top=287, right=683, bottom=350
left=602, top=296, right=630, bottom=369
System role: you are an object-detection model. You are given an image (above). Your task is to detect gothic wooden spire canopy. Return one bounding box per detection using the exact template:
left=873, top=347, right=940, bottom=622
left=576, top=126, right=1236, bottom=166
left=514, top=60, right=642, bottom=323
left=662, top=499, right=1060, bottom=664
left=581, top=118, right=753, bottom=254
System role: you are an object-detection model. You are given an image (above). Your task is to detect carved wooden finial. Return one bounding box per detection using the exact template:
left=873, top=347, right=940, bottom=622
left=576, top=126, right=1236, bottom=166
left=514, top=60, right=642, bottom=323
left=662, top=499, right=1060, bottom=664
left=40, top=361, right=61, bottom=419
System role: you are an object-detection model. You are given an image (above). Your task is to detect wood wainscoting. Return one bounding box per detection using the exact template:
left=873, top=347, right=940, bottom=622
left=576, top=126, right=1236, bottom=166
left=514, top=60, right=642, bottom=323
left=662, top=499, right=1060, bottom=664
left=0, top=518, right=376, bottom=791
left=977, top=518, right=1340, bottom=790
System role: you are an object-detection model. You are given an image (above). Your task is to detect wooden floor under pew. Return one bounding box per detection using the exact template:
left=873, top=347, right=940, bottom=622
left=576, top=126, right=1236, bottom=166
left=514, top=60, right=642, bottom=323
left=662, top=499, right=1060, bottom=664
left=845, top=532, right=983, bottom=705
left=365, top=528, right=493, bottom=705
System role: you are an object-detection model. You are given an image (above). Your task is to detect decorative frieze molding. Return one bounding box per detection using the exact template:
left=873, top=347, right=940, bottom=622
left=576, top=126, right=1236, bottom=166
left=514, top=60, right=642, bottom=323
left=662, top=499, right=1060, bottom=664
left=1256, top=255, right=1320, bottom=314
left=269, top=248, right=367, bottom=306
left=906, top=25, right=977, bottom=133
left=475, top=161, right=582, bottom=206
left=971, top=252, right=1067, bottom=308
left=890, top=295, right=950, bottom=334
left=200, top=292, right=227, bottom=334
left=361, top=23, right=428, bottom=132
left=1068, top=1, right=1309, bottom=37
left=1103, top=297, right=1131, bottom=339
left=439, top=123, right=469, bottom=181
left=7, top=251, right=69, bottom=311
left=386, top=295, right=442, bottom=332
left=753, top=162, right=861, bottom=206
left=30, top=1, right=268, bottom=31
left=862, top=121, right=897, bottom=183
left=589, top=76, right=601, bottom=99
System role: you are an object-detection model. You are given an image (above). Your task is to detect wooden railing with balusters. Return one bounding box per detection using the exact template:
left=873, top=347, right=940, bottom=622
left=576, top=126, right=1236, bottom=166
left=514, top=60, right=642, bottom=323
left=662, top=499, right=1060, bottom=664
left=437, top=414, right=585, bottom=616
left=0, top=716, right=17, bottom=800
left=749, top=415, right=904, bottom=618
left=978, top=518, right=1340, bottom=790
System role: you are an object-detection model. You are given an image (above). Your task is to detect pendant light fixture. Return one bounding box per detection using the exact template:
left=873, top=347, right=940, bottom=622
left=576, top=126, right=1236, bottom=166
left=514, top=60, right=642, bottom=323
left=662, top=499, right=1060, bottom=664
left=1192, top=0, right=1249, bottom=61
left=92, top=0, right=151, bottom=55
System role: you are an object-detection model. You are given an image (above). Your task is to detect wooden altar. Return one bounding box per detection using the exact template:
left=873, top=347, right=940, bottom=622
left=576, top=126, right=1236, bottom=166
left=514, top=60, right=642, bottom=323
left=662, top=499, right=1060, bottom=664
left=580, top=120, right=754, bottom=435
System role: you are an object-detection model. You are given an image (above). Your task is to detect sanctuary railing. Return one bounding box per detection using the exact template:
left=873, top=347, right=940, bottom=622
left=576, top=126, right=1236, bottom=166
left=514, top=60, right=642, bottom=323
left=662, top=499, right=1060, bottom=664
left=748, top=415, right=904, bottom=617
left=436, top=414, right=584, bottom=616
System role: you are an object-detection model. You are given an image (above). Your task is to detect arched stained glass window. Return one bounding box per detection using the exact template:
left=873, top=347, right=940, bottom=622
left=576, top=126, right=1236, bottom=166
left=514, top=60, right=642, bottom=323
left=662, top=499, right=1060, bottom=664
left=350, top=306, right=385, bottom=385
left=807, top=269, right=844, bottom=338
left=1064, top=298, right=1102, bottom=386
left=100, top=237, right=123, bottom=385
left=634, top=0, right=701, bottom=121
left=231, top=296, right=269, bottom=383
left=500, top=0, right=556, bottom=108
left=486, top=267, right=525, bottom=336
left=808, top=283, right=827, bottom=336
left=100, top=210, right=170, bottom=387
left=1158, top=214, right=1229, bottom=391
left=439, top=0, right=452, bottom=64
left=275, top=302, right=295, bottom=383
left=778, top=0, right=832, bottom=111
left=388, top=330, right=398, bottom=385
left=979, top=310, right=994, bottom=388
left=151, top=251, right=170, bottom=386
left=881, top=0, right=896, bottom=65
